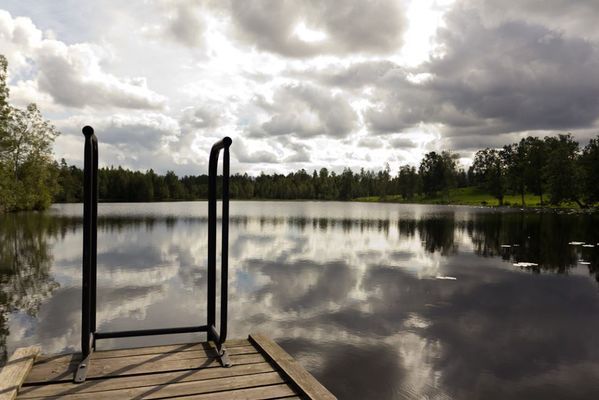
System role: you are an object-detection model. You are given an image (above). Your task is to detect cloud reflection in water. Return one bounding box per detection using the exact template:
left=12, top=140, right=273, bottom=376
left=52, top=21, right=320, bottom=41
left=1, top=202, right=599, bottom=399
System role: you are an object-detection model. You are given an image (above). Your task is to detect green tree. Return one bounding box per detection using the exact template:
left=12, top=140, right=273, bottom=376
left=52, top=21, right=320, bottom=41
left=0, top=55, right=12, bottom=211
left=377, top=164, right=391, bottom=199
left=0, top=56, right=59, bottom=212
left=55, top=158, right=83, bottom=202
left=0, top=56, right=10, bottom=141
left=469, top=148, right=506, bottom=205
left=397, top=165, right=419, bottom=200
left=165, top=170, right=185, bottom=199
left=521, top=137, right=548, bottom=204
left=580, top=135, right=599, bottom=204
left=0, top=104, right=59, bottom=210
left=543, top=134, right=582, bottom=206
left=338, top=168, right=354, bottom=200
left=502, top=143, right=527, bottom=206
left=419, top=151, right=457, bottom=199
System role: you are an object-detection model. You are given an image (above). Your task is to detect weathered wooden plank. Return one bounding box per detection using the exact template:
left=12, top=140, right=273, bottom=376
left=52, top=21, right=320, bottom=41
left=92, top=340, right=251, bottom=359
left=249, top=334, right=336, bottom=400
left=28, top=345, right=257, bottom=381
left=166, top=383, right=297, bottom=400
left=25, top=353, right=267, bottom=384
left=35, top=340, right=252, bottom=364
left=0, top=346, right=40, bottom=400
left=19, top=363, right=276, bottom=398
left=20, top=371, right=286, bottom=400
left=271, top=397, right=302, bottom=399
left=93, top=344, right=255, bottom=361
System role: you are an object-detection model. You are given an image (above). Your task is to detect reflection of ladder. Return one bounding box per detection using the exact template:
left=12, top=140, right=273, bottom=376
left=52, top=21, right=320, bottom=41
left=75, top=126, right=233, bottom=383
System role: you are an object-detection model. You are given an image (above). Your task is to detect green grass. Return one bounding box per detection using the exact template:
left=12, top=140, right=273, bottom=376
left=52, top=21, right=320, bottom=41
left=355, top=186, right=567, bottom=208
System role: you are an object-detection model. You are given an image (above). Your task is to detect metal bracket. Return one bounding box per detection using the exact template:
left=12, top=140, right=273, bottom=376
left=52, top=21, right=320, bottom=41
left=218, top=346, right=232, bottom=368
left=74, top=354, right=91, bottom=383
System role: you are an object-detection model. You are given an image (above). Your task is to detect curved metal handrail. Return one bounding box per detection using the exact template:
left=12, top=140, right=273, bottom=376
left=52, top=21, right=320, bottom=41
left=77, top=129, right=234, bottom=382
left=207, top=136, right=233, bottom=348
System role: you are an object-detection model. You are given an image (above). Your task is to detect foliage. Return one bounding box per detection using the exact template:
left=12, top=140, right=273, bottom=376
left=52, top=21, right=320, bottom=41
left=397, top=165, right=419, bottom=200
left=502, top=142, right=527, bottom=206
left=0, top=55, right=60, bottom=212
left=520, top=136, right=547, bottom=203
left=52, top=133, right=599, bottom=208
left=543, top=134, right=581, bottom=206
left=418, top=151, right=458, bottom=199
left=580, top=137, right=599, bottom=204
left=469, top=148, right=506, bottom=204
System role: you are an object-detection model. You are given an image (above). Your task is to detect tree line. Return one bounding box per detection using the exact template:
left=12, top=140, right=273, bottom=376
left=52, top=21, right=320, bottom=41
left=2, top=54, right=599, bottom=211
left=468, top=134, right=599, bottom=207
left=53, top=130, right=599, bottom=208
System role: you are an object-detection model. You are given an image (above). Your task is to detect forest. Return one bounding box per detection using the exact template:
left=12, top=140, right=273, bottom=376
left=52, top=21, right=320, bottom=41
left=1, top=54, right=599, bottom=212
left=52, top=131, right=599, bottom=208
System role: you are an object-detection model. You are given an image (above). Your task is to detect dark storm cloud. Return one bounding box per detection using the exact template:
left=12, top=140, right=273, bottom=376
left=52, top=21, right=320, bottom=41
left=463, top=0, right=599, bottom=41
left=292, top=3, right=599, bottom=151
left=227, top=0, right=407, bottom=57
left=429, top=8, right=599, bottom=131
left=248, top=83, right=358, bottom=139
left=364, top=6, right=599, bottom=144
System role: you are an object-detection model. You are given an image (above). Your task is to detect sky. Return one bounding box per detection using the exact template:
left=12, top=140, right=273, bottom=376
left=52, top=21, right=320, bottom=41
left=1, top=0, right=598, bottom=176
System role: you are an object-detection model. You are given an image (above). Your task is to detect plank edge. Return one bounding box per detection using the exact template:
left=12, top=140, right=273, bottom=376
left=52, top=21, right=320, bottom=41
left=0, top=345, right=41, bottom=400
left=248, top=333, right=336, bottom=400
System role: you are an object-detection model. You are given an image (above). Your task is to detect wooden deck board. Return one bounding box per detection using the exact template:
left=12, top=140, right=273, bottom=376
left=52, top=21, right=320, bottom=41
left=20, top=372, right=287, bottom=400
left=0, top=346, right=40, bottom=400
left=35, top=339, right=252, bottom=364
left=19, top=363, right=276, bottom=398
left=164, top=384, right=298, bottom=400
left=26, top=353, right=267, bottom=384
left=15, top=334, right=334, bottom=399
left=32, top=345, right=256, bottom=368
left=250, top=333, right=336, bottom=400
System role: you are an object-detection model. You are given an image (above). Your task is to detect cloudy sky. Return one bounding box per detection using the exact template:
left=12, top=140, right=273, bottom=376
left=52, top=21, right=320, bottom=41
left=1, top=0, right=598, bottom=175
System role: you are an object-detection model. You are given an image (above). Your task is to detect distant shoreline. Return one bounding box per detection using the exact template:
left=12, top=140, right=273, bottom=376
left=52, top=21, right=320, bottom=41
left=354, top=187, right=599, bottom=212
left=43, top=196, right=599, bottom=213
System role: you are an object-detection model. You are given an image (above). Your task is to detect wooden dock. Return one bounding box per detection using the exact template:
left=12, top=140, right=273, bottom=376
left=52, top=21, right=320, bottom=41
left=0, top=334, right=336, bottom=400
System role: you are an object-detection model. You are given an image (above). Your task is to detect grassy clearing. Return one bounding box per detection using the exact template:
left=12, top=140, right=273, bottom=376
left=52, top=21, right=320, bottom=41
left=354, top=186, right=579, bottom=208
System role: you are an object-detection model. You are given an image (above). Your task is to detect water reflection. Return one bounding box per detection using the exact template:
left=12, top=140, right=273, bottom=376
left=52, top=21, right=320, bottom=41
left=0, top=213, right=69, bottom=362
left=1, top=202, right=599, bottom=399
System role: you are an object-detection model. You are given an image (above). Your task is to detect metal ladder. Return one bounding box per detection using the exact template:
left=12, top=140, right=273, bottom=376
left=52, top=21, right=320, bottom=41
left=75, top=125, right=233, bottom=383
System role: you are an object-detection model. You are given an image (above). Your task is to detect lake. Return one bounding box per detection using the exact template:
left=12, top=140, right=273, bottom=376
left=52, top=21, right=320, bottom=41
left=1, top=201, right=599, bottom=399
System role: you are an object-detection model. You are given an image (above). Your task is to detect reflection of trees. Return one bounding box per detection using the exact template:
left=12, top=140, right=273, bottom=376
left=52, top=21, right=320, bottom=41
left=0, top=213, right=69, bottom=364
left=417, top=217, right=457, bottom=255
left=398, top=217, right=457, bottom=255
left=465, top=212, right=599, bottom=281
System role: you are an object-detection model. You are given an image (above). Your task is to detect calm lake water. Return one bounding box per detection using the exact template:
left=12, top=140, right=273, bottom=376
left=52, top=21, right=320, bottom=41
left=1, top=201, right=599, bottom=399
